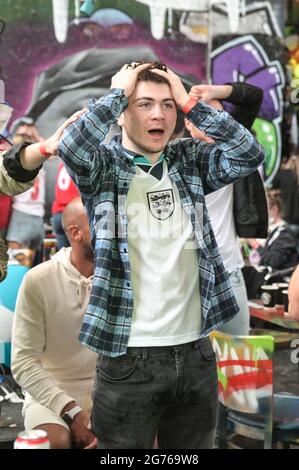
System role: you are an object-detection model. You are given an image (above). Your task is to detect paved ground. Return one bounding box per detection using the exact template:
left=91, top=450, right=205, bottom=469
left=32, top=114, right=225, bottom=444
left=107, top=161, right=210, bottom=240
left=274, top=348, right=299, bottom=395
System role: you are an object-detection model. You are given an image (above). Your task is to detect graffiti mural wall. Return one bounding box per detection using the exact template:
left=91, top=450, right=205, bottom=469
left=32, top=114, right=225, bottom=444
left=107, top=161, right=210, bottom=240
left=210, top=1, right=287, bottom=185
left=0, top=0, right=209, bottom=137
left=0, top=0, right=286, bottom=186
left=211, top=35, right=285, bottom=185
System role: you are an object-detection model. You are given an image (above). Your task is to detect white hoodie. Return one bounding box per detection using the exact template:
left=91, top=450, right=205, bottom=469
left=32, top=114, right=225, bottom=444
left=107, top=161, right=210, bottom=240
left=12, top=247, right=97, bottom=416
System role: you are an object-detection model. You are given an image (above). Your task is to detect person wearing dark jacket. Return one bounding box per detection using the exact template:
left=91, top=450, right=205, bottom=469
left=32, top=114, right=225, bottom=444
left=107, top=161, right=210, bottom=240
left=186, top=82, right=267, bottom=334
left=255, top=192, right=298, bottom=270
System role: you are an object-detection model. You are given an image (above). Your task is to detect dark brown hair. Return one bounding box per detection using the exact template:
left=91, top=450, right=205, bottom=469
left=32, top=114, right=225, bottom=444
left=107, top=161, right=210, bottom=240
left=133, top=61, right=170, bottom=86
left=267, top=190, right=282, bottom=213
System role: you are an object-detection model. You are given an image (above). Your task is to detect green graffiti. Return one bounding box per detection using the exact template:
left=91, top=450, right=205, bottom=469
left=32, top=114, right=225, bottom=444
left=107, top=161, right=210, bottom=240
left=246, top=336, right=274, bottom=355
left=252, top=117, right=279, bottom=179
left=217, top=367, right=228, bottom=390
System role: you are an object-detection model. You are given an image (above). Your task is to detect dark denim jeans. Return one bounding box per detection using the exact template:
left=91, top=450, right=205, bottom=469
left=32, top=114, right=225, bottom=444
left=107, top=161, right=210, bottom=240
left=92, top=337, right=218, bottom=449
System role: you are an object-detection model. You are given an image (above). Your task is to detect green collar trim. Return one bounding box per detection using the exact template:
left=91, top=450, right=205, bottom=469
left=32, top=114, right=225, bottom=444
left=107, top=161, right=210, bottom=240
left=133, top=153, right=165, bottom=166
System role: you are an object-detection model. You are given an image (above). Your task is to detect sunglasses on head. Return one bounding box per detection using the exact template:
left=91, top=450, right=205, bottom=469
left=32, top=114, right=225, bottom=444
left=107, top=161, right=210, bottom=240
left=131, top=61, right=168, bottom=72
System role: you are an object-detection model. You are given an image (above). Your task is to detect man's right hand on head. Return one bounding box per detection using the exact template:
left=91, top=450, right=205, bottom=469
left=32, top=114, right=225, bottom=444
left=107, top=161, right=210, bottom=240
left=110, top=62, right=151, bottom=98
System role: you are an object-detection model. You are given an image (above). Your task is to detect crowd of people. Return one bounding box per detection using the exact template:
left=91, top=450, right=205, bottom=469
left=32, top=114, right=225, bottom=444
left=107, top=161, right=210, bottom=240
left=0, top=60, right=299, bottom=449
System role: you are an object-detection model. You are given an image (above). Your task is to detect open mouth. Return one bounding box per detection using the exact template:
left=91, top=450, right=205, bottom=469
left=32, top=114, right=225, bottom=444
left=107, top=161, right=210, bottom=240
left=148, top=129, right=165, bottom=138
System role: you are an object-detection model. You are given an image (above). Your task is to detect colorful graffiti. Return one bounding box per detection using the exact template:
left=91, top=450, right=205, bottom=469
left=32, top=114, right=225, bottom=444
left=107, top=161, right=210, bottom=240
left=285, top=23, right=299, bottom=108
left=136, top=0, right=242, bottom=41
left=0, top=0, right=208, bottom=130
left=0, top=0, right=286, bottom=195
left=49, top=1, right=286, bottom=44
left=211, top=331, right=274, bottom=414
left=180, top=0, right=283, bottom=45
left=211, top=35, right=285, bottom=185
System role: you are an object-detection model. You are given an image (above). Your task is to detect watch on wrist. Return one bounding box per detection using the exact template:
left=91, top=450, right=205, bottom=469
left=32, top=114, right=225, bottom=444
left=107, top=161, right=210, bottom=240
left=61, top=405, right=82, bottom=425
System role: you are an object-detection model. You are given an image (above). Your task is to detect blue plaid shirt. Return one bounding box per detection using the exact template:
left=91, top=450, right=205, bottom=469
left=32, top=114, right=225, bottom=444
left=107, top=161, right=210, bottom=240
left=59, top=88, right=265, bottom=357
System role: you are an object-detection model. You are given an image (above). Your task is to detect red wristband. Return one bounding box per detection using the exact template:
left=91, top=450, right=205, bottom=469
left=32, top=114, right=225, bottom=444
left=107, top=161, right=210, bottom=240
left=39, top=143, right=51, bottom=158
left=182, top=98, right=198, bottom=114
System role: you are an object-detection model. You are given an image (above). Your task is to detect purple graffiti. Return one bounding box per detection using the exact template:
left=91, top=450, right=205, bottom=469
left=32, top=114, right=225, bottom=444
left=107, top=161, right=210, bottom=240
left=211, top=37, right=284, bottom=121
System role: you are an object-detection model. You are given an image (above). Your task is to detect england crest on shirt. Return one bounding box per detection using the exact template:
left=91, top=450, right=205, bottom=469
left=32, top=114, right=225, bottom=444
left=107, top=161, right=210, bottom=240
left=147, top=189, right=174, bottom=220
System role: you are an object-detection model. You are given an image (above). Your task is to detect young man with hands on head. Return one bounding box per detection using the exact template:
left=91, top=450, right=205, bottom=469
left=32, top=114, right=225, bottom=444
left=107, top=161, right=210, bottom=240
left=58, top=61, right=265, bottom=449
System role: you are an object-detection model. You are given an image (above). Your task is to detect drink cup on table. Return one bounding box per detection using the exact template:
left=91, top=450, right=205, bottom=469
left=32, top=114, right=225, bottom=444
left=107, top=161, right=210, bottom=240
left=276, top=283, right=289, bottom=306
left=261, top=284, right=279, bottom=308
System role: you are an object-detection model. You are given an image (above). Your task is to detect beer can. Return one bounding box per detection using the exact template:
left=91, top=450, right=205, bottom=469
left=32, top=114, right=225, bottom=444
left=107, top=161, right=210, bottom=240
left=14, top=430, right=50, bottom=449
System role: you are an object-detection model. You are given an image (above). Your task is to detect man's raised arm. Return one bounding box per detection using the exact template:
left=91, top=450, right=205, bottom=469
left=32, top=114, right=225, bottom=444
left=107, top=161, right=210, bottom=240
left=155, top=68, right=265, bottom=192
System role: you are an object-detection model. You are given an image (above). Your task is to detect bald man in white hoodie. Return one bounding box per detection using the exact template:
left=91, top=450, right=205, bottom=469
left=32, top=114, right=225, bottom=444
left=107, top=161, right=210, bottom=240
left=11, top=198, right=97, bottom=449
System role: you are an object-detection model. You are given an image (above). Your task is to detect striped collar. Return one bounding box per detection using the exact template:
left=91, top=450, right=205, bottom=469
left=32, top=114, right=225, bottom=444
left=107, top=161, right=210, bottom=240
left=133, top=154, right=165, bottom=166
left=117, top=139, right=165, bottom=166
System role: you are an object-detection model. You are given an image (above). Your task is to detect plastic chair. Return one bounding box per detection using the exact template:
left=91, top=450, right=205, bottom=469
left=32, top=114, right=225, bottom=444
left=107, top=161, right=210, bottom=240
left=0, top=264, right=28, bottom=367
left=211, top=331, right=299, bottom=449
